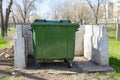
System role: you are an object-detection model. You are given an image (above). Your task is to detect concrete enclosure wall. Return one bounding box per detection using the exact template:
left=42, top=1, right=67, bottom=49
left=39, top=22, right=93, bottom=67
left=14, top=25, right=109, bottom=68
left=14, top=25, right=34, bottom=68
left=84, top=25, right=109, bottom=65
left=75, top=25, right=85, bottom=56
left=23, top=25, right=34, bottom=57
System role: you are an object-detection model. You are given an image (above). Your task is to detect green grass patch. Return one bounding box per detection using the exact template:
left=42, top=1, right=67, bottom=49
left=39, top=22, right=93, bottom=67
left=0, top=27, right=15, bottom=49
left=0, top=33, right=9, bottom=49
left=3, top=77, right=11, bottom=80
left=107, top=27, right=120, bottom=77
left=0, top=37, right=9, bottom=49
left=8, top=27, right=15, bottom=34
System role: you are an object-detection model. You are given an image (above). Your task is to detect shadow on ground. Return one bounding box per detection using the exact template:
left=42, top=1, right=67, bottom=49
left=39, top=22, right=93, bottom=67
left=27, top=59, right=83, bottom=74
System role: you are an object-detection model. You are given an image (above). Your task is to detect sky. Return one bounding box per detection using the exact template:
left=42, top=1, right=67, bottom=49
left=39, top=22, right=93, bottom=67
left=38, top=0, right=66, bottom=19
left=3, top=0, right=112, bottom=19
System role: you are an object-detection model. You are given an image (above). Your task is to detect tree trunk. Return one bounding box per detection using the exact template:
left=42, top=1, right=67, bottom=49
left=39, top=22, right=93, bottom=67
left=95, top=18, right=98, bottom=24
left=0, top=0, right=13, bottom=38
left=80, top=19, right=83, bottom=25
left=23, top=18, right=26, bottom=24
left=4, top=0, right=13, bottom=37
left=116, top=24, right=120, bottom=41
left=1, top=23, right=4, bottom=38
left=0, top=0, right=5, bottom=38
left=4, top=10, right=9, bottom=37
left=12, top=16, right=16, bottom=28
left=4, top=9, right=10, bottom=37
left=95, top=14, right=98, bottom=24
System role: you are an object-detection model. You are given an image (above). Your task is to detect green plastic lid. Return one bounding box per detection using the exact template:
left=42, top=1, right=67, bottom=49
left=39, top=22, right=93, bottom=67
left=31, top=19, right=79, bottom=27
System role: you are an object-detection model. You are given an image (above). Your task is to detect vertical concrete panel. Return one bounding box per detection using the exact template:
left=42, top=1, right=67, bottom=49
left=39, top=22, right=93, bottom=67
left=23, top=26, right=34, bottom=57
left=14, top=25, right=26, bottom=68
left=84, top=25, right=109, bottom=65
left=84, top=25, right=93, bottom=60
left=75, top=25, right=85, bottom=56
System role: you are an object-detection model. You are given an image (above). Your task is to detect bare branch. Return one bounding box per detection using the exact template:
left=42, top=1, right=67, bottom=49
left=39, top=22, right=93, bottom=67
left=14, top=0, right=36, bottom=24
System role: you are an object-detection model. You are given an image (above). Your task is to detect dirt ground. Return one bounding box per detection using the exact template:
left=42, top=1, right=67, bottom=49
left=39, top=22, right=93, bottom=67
left=0, top=47, right=119, bottom=80
left=0, top=62, right=118, bottom=80
left=0, top=58, right=118, bottom=80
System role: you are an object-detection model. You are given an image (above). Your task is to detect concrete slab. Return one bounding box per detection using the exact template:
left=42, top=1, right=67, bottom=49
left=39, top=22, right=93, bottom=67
left=74, top=57, right=115, bottom=72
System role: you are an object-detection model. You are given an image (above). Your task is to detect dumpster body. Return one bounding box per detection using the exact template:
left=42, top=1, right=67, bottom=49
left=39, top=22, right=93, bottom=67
left=31, top=20, right=79, bottom=67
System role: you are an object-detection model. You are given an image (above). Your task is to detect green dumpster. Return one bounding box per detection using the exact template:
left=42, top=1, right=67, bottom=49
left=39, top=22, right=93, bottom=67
left=31, top=19, right=79, bottom=67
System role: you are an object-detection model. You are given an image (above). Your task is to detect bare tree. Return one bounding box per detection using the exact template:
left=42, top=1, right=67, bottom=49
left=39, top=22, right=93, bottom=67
left=14, top=0, right=36, bottom=24
left=49, top=1, right=74, bottom=20
left=51, top=6, right=59, bottom=20
left=49, top=0, right=91, bottom=24
left=73, top=3, right=92, bottom=24
left=11, top=11, right=17, bottom=28
left=31, top=13, right=41, bottom=22
left=99, top=5, right=106, bottom=22
left=0, top=0, right=13, bottom=38
left=86, top=0, right=104, bottom=24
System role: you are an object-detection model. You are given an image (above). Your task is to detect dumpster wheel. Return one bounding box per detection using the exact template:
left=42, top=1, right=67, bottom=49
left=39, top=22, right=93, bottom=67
left=64, top=59, right=72, bottom=68
left=36, top=61, right=42, bottom=69
left=67, top=61, right=72, bottom=68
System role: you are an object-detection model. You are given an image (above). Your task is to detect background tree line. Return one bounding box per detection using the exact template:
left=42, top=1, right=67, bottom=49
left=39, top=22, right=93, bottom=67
left=0, top=0, right=114, bottom=39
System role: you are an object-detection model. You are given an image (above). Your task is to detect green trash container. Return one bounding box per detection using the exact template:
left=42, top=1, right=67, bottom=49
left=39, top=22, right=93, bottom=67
left=31, top=19, right=79, bottom=67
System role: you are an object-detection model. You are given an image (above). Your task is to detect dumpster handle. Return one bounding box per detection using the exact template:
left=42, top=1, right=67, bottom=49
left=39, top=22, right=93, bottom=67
left=60, top=20, right=71, bottom=23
